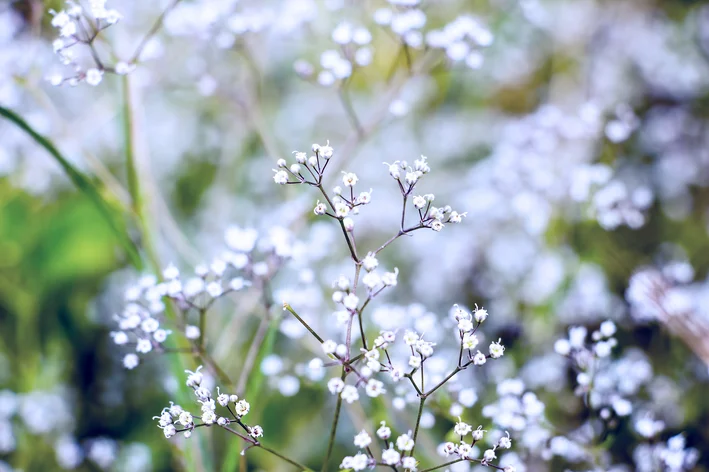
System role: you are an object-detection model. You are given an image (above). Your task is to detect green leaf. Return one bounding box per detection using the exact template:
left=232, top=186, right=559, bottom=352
left=0, top=105, right=143, bottom=269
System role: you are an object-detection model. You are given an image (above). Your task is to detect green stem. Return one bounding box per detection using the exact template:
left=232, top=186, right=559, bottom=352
left=419, top=459, right=464, bottom=472
left=322, top=370, right=346, bottom=472
left=283, top=303, right=324, bottom=344
left=410, top=397, right=426, bottom=457
left=258, top=445, right=313, bottom=471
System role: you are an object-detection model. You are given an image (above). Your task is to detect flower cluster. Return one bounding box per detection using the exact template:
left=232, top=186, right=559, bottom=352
left=111, top=225, right=299, bottom=370
left=155, top=367, right=262, bottom=442
left=340, top=422, right=418, bottom=471
left=440, top=420, right=514, bottom=471
left=48, top=0, right=130, bottom=86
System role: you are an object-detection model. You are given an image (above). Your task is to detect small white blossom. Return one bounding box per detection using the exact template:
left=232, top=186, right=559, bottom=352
left=382, top=446, right=401, bottom=465
left=354, top=430, right=372, bottom=449
left=473, top=351, right=487, bottom=365
left=377, top=422, right=392, bottom=439
left=341, top=385, right=360, bottom=403
left=489, top=339, right=505, bottom=358
left=342, top=172, right=359, bottom=187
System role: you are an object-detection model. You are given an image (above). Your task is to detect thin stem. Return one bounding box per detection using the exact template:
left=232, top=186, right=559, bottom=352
left=419, top=459, right=464, bottom=472
left=410, top=397, right=426, bottom=456
left=198, top=308, right=206, bottom=350
left=236, top=316, right=271, bottom=395
left=317, top=184, right=359, bottom=262
left=338, top=85, right=363, bottom=137
left=129, top=0, right=183, bottom=63
left=322, top=370, right=346, bottom=472
left=283, top=303, right=324, bottom=344
left=425, top=367, right=461, bottom=398
left=258, top=445, right=313, bottom=471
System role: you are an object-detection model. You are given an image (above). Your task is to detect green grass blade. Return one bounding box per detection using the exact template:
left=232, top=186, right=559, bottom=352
left=0, top=105, right=143, bottom=269
left=221, top=319, right=280, bottom=472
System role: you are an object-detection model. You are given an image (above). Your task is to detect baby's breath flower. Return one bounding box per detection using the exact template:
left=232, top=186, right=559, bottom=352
left=489, top=339, right=505, bottom=358
left=454, top=419, right=472, bottom=436
left=328, top=378, right=345, bottom=394
left=354, top=430, right=371, bottom=448
left=377, top=422, right=392, bottom=439
left=341, top=385, right=360, bottom=404
left=249, top=425, right=263, bottom=438
left=314, top=201, right=327, bottom=215
left=473, top=351, right=487, bottom=365
left=382, top=446, right=401, bottom=465
left=342, top=172, right=359, bottom=187
left=273, top=169, right=289, bottom=184
left=234, top=400, right=250, bottom=417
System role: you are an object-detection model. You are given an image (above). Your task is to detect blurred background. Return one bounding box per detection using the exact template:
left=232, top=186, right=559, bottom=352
left=2, top=0, right=709, bottom=470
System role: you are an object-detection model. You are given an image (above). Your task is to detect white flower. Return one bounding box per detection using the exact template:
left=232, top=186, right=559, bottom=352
left=343, top=217, right=355, bottom=232
left=413, top=195, right=426, bottom=208
left=363, top=271, right=382, bottom=290
left=483, top=448, right=497, bottom=463
left=377, top=421, right=391, bottom=439
left=462, top=333, right=478, bottom=350
left=273, top=169, right=289, bottom=184
left=354, top=430, right=372, bottom=448
left=234, top=400, right=250, bottom=416
left=402, top=457, right=417, bottom=470
left=473, top=351, right=487, bottom=365
left=178, top=411, right=193, bottom=427
left=442, top=442, right=457, bottom=456
left=111, top=331, right=128, bottom=345
left=403, top=330, right=419, bottom=346
left=357, top=190, right=372, bottom=204
left=322, top=340, right=337, bottom=355
left=454, top=420, right=472, bottom=436
left=314, top=201, right=327, bottom=215
left=351, top=453, right=368, bottom=471
left=327, top=378, right=345, bottom=394
left=335, top=202, right=350, bottom=218
left=458, top=442, right=472, bottom=458
left=136, top=338, right=152, bottom=353
left=405, top=171, right=419, bottom=185
left=343, top=293, right=359, bottom=310
left=384, top=161, right=401, bottom=179
left=409, top=355, right=421, bottom=368
left=458, top=318, right=473, bottom=332
left=341, top=385, right=360, bottom=403
left=290, top=164, right=301, bottom=174
left=162, top=424, right=176, bottom=438
left=185, top=325, right=200, bottom=340
left=319, top=142, right=334, bottom=159
left=206, top=281, right=223, bottom=298
left=448, top=211, right=465, bottom=223
left=249, top=425, right=263, bottom=438
left=382, top=268, right=399, bottom=286
left=362, top=253, right=378, bottom=271
left=473, top=307, right=488, bottom=322
left=163, top=264, right=180, bottom=279
left=554, top=339, right=571, bottom=356
left=202, top=410, right=216, bottom=425
left=600, top=320, right=617, bottom=337
left=294, top=151, right=307, bottom=163
left=123, top=353, right=139, bottom=369
left=85, top=68, right=103, bottom=86
left=365, top=379, right=386, bottom=397
left=342, top=172, right=359, bottom=187
left=498, top=431, right=512, bottom=449
left=431, top=220, right=444, bottom=232
left=217, top=393, right=229, bottom=407
left=489, top=339, right=505, bottom=358
left=382, top=446, right=401, bottom=465
left=568, top=326, right=587, bottom=348
left=472, top=426, right=485, bottom=441
left=396, top=433, right=414, bottom=451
